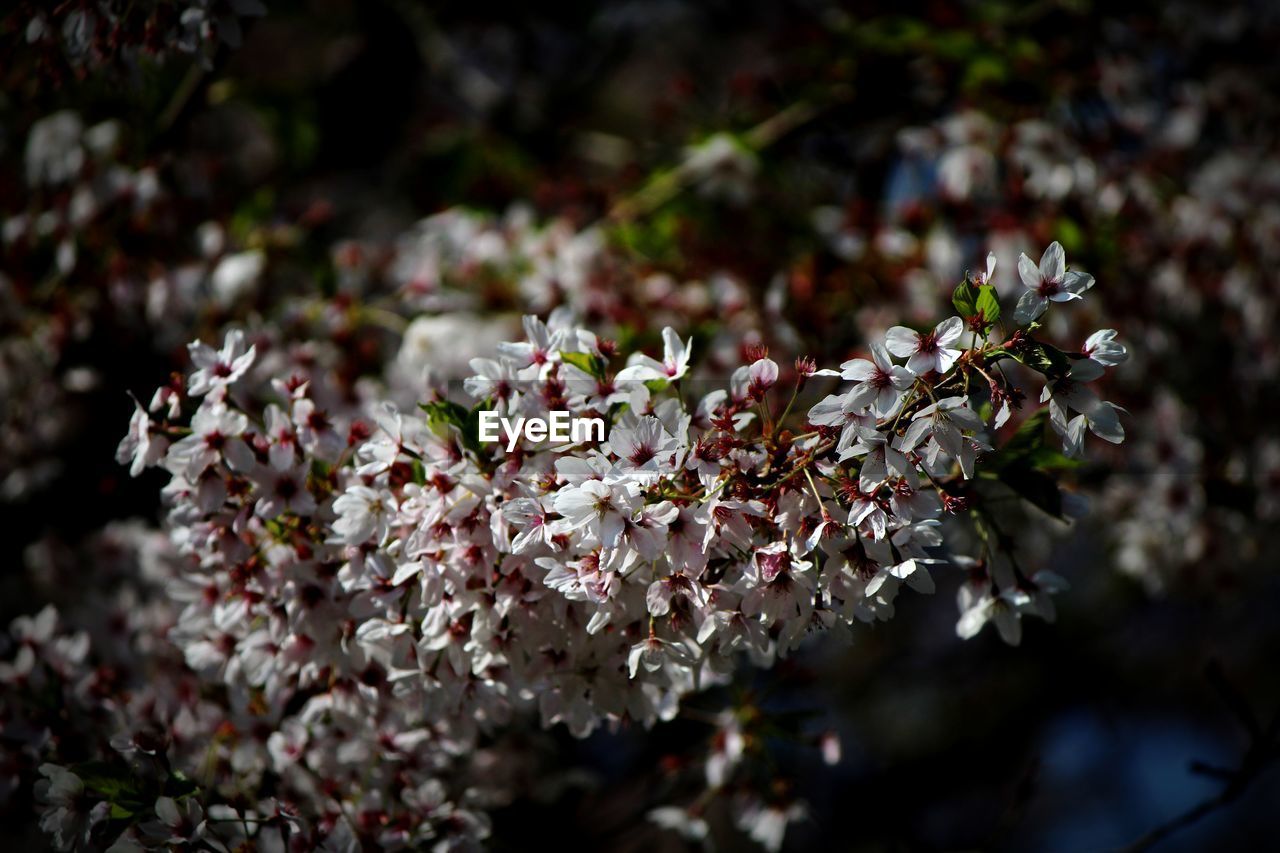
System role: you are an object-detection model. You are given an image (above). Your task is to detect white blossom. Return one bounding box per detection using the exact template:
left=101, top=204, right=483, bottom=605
left=884, top=316, right=965, bottom=375
left=1013, top=241, right=1095, bottom=324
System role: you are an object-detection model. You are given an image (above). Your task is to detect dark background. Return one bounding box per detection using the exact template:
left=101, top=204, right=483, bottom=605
left=3, top=1, right=1279, bottom=849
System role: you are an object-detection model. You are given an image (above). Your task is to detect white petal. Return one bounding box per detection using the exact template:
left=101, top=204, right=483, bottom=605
left=883, top=326, right=919, bottom=358
left=1039, top=241, right=1065, bottom=281
left=661, top=327, right=684, bottom=363
left=935, top=347, right=960, bottom=373
left=1086, top=402, right=1125, bottom=444
left=992, top=606, right=1022, bottom=645
left=905, top=567, right=935, bottom=594
left=905, top=351, right=935, bottom=376
left=840, top=358, right=876, bottom=382
left=1062, top=414, right=1088, bottom=457
left=934, top=316, right=964, bottom=346
left=993, top=399, right=1011, bottom=429
left=614, top=363, right=663, bottom=382
left=844, top=383, right=878, bottom=412
left=155, top=797, right=180, bottom=826
left=1013, top=290, right=1047, bottom=324
left=1063, top=270, right=1095, bottom=294
left=870, top=342, right=895, bottom=371
left=1068, top=358, right=1105, bottom=382
left=807, top=394, right=849, bottom=426
left=889, top=365, right=915, bottom=390
left=895, top=418, right=932, bottom=452
left=1017, top=252, right=1041, bottom=289
left=1084, top=329, right=1127, bottom=366
left=956, top=602, right=990, bottom=639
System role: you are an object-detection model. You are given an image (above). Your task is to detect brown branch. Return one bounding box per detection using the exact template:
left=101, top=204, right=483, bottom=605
left=1114, top=663, right=1279, bottom=853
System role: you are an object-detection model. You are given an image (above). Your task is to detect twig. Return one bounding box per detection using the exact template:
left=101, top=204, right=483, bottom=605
left=606, top=92, right=848, bottom=223
left=157, top=62, right=205, bottom=133
left=1113, top=663, right=1279, bottom=853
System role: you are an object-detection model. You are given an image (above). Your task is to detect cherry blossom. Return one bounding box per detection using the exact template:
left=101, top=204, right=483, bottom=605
left=885, top=316, right=965, bottom=375
left=1013, top=241, right=1095, bottom=325
left=838, top=343, right=915, bottom=417
left=185, top=329, right=257, bottom=397
left=615, top=327, right=693, bottom=382
left=17, top=243, right=1131, bottom=852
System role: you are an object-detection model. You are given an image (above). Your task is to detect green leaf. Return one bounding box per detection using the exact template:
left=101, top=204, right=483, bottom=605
left=460, top=402, right=490, bottom=458
left=1055, top=216, right=1084, bottom=254
left=419, top=400, right=468, bottom=433
left=73, top=761, right=143, bottom=802
left=1025, top=447, right=1082, bottom=471
left=988, top=409, right=1075, bottom=468
left=998, top=409, right=1049, bottom=461
left=644, top=378, right=671, bottom=394
left=986, top=410, right=1074, bottom=517
left=1012, top=340, right=1072, bottom=379
left=419, top=400, right=490, bottom=461
left=976, top=285, right=1001, bottom=326
left=560, top=351, right=605, bottom=379
left=164, top=772, right=199, bottom=799
left=952, top=278, right=979, bottom=318
left=963, top=54, right=1009, bottom=93
left=609, top=207, right=684, bottom=264
left=984, top=347, right=1013, bottom=366
left=971, top=509, right=998, bottom=549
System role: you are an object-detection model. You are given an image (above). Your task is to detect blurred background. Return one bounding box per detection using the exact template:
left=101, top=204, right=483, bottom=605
left=2, top=0, right=1279, bottom=849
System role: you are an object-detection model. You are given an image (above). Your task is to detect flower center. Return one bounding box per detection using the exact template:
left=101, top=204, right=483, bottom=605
left=758, top=550, right=792, bottom=582
left=628, top=443, right=657, bottom=466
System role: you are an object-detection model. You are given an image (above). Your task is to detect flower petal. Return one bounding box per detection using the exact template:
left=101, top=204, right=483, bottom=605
left=1017, top=252, right=1041, bottom=289
left=839, top=358, right=876, bottom=382
left=1039, top=241, right=1065, bottom=281
left=934, top=316, right=964, bottom=346
left=883, top=326, right=919, bottom=358
left=1063, top=270, right=1095, bottom=294
left=1013, top=290, right=1047, bottom=324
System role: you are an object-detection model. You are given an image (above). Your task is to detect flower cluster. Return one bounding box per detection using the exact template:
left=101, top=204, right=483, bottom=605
left=17, top=0, right=266, bottom=75
left=0, top=105, right=779, bottom=519
left=43, top=243, right=1124, bottom=850
left=813, top=87, right=1280, bottom=591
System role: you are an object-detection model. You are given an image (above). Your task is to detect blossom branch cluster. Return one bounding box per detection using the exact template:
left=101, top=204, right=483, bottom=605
left=84, top=243, right=1127, bottom=849
left=17, top=0, right=267, bottom=75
